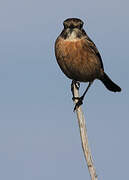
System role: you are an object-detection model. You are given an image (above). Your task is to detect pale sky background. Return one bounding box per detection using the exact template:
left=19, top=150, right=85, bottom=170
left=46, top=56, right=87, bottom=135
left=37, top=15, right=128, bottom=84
left=0, top=0, right=128, bottom=179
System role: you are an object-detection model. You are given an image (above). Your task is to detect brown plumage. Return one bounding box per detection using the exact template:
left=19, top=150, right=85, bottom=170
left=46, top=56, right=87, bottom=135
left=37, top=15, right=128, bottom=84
left=55, top=18, right=121, bottom=108
left=55, top=37, right=103, bottom=82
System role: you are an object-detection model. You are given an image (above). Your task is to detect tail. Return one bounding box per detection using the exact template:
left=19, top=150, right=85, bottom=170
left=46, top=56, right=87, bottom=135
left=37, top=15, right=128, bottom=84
left=101, top=72, right=121, bottom=92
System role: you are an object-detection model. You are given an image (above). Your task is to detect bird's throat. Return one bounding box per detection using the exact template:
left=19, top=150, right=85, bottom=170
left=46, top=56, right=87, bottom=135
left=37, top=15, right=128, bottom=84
left=65, top=30, right=79, bottom=41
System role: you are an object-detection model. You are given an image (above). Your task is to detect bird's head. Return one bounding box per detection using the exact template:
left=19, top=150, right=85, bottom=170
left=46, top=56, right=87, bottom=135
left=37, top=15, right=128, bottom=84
left=63, top=18, right=84, bottom=30
left=61, top=18, right=85, bottom=40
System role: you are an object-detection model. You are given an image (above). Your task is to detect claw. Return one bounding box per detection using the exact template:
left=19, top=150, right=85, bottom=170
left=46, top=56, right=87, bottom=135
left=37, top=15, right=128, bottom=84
left=71, top=80, right=80, bottom=101
left=75, top=81, right=80, bottom=90
left=73, top=96, right=83, bottom=111
left=71, top=81, right=80, bottom=91
left=72, top=96, right=80, bottom=101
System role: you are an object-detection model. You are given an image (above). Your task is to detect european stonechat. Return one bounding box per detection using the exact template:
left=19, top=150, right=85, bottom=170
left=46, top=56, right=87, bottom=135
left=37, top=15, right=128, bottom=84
left=55, top=18, right=121, bottom=109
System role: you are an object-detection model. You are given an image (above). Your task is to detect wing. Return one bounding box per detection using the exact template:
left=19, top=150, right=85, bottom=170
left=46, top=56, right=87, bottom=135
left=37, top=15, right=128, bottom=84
left=85, top=33, right=104, bottom=70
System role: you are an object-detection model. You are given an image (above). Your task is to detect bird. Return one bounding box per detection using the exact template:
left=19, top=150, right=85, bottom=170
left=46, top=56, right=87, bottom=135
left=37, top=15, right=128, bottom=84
left=55, top=18, right=121, bottom=110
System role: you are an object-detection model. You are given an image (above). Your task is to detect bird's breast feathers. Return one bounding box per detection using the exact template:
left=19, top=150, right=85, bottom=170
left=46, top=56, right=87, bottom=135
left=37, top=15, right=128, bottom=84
left=55, top=37, right=102, bottom=82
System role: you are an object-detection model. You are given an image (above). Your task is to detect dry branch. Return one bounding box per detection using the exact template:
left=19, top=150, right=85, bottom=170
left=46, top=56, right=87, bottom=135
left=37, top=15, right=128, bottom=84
left=73, top=83, right=98, bottom=180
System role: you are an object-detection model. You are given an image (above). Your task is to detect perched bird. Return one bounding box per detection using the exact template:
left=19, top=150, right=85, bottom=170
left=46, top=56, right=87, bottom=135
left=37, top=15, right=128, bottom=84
left=55, top=18, right=121, bottom=110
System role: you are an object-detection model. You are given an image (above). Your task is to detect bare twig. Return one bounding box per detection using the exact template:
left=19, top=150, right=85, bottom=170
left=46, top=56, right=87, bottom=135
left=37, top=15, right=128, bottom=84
left=73, top=83, right=98, bottom=180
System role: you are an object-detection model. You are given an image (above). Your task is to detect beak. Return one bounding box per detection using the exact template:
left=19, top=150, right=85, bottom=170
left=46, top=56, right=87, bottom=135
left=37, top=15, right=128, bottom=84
left=69, top=28, right=73, bottom=33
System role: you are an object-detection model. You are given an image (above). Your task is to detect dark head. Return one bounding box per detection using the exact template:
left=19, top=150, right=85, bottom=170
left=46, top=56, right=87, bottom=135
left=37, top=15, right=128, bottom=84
left=63, top=18, right=84, bottom=30
left=61, top=18, right=86, bottom=40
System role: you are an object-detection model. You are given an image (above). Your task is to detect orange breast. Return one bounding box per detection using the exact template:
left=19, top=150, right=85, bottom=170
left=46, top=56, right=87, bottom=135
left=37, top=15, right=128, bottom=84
left=55, top=37, right=101, bottom=82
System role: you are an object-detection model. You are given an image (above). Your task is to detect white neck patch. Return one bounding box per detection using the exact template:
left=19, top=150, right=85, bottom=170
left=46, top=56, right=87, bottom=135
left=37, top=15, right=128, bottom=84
left=66, top=31, right=78, bottom=41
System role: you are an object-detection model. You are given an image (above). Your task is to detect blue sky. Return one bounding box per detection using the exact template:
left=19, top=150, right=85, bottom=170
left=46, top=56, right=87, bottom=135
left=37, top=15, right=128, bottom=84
left=0, top=0, right=128, bottom=179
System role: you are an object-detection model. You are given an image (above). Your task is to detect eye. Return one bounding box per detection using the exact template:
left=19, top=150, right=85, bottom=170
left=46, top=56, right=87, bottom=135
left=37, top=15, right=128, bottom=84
left=76, top=22, right=83, bottom=29
left=79, top=22, right=83, bottom=29
left=63, top=22, right=68, bottom=29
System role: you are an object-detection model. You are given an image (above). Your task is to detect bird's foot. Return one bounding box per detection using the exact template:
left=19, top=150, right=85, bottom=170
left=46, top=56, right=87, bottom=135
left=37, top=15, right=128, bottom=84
left=72, top=96, right=84, bottom=111
left=71, top=81, right=80, bottom=92
left=71, top=81, right=80, bottom=101
left=74, top=81, right=80, bottom=90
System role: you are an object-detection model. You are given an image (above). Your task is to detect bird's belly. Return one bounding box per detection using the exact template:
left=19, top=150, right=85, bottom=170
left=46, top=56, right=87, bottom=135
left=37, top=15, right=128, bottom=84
left=55, top=39, right=101, bottom=82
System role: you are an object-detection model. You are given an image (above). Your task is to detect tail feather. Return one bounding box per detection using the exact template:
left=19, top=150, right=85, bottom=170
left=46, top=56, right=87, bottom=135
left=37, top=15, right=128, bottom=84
left=101, top=72, right=121, bottom=92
